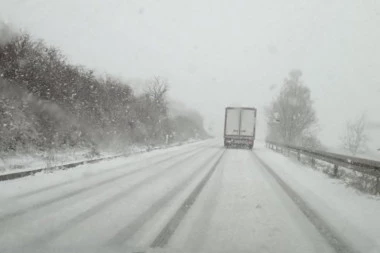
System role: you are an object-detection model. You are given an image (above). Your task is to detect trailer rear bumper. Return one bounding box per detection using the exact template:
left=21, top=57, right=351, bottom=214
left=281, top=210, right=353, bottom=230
left=224, top=136, right=254, bottom=149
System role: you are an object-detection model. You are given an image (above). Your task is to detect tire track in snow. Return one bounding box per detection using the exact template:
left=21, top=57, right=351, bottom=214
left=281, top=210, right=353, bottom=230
left=181, top=150, right=227, bottom=252
left=150, top=149, right=226, bottom=248
left=0, top=147, right=207, bottom=226
left=22, top=148, right=212, bottom=248
left=106, top=149, right=224, bottom=246
left=252, top=152, right=359, bottom=253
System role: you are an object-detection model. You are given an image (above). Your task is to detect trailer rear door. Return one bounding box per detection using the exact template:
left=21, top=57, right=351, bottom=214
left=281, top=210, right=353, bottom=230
left=225, top=108, right=240, bottom=136
left=240, top=109, right=256, bottom=137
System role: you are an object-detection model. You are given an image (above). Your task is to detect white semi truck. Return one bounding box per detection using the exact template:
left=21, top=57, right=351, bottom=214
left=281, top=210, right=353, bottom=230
left=224, top=107, right=257, bottom=149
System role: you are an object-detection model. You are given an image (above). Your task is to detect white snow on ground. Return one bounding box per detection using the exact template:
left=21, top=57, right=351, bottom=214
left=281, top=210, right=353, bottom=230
left=3, top=150, right=216, bottom=251
left=1, top=139, right=379, bottom=253
left=254, top=141, right=380, bottom=253
left=170, top=148, right=335, bottom=253
left=64, top=149, right=222, bottom=250
left=0, top=140, right=213, bottom=252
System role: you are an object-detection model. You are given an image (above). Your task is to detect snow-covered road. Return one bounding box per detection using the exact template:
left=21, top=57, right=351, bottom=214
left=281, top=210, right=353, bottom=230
left=0, top=140, right=379, bottom=253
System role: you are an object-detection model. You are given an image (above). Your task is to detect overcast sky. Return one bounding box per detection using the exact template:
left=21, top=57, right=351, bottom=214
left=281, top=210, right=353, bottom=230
left=1, top=0, right=379, bottom=147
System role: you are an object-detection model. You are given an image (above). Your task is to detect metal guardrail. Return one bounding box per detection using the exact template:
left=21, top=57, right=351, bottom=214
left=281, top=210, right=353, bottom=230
left=266, top=141, right=380, bottom=194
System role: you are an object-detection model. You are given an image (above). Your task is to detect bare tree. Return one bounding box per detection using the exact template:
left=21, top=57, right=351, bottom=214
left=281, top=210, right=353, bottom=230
left=139, top=76, right=170, bottom=142
left=341, top=114, right=367, bottom=156
left=266, top=70, right=318, bottom=146
left=145, top=76, right=169, bottom=108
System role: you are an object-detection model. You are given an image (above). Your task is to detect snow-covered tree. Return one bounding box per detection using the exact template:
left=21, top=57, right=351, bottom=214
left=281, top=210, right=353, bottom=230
left=0, top=27, right=208, bottom=153
left=266, top=70, right=319, bottom=147
left=341, top=114, right=367, bottom=155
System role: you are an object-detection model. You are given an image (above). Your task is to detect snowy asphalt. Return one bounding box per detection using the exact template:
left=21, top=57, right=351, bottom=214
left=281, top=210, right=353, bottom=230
left=0, top=140, right=376, bottom=253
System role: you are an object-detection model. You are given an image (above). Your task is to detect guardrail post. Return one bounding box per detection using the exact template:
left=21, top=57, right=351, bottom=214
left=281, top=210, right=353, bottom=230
left=311, top=158, right=316, bottom=167
left=376, top=177, right=380, bottom=195
left=333, top=164, right=339, bottom=177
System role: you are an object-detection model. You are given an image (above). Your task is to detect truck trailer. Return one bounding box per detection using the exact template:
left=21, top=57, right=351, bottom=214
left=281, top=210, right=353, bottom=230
left=224, top=107, right=257, bottom=149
